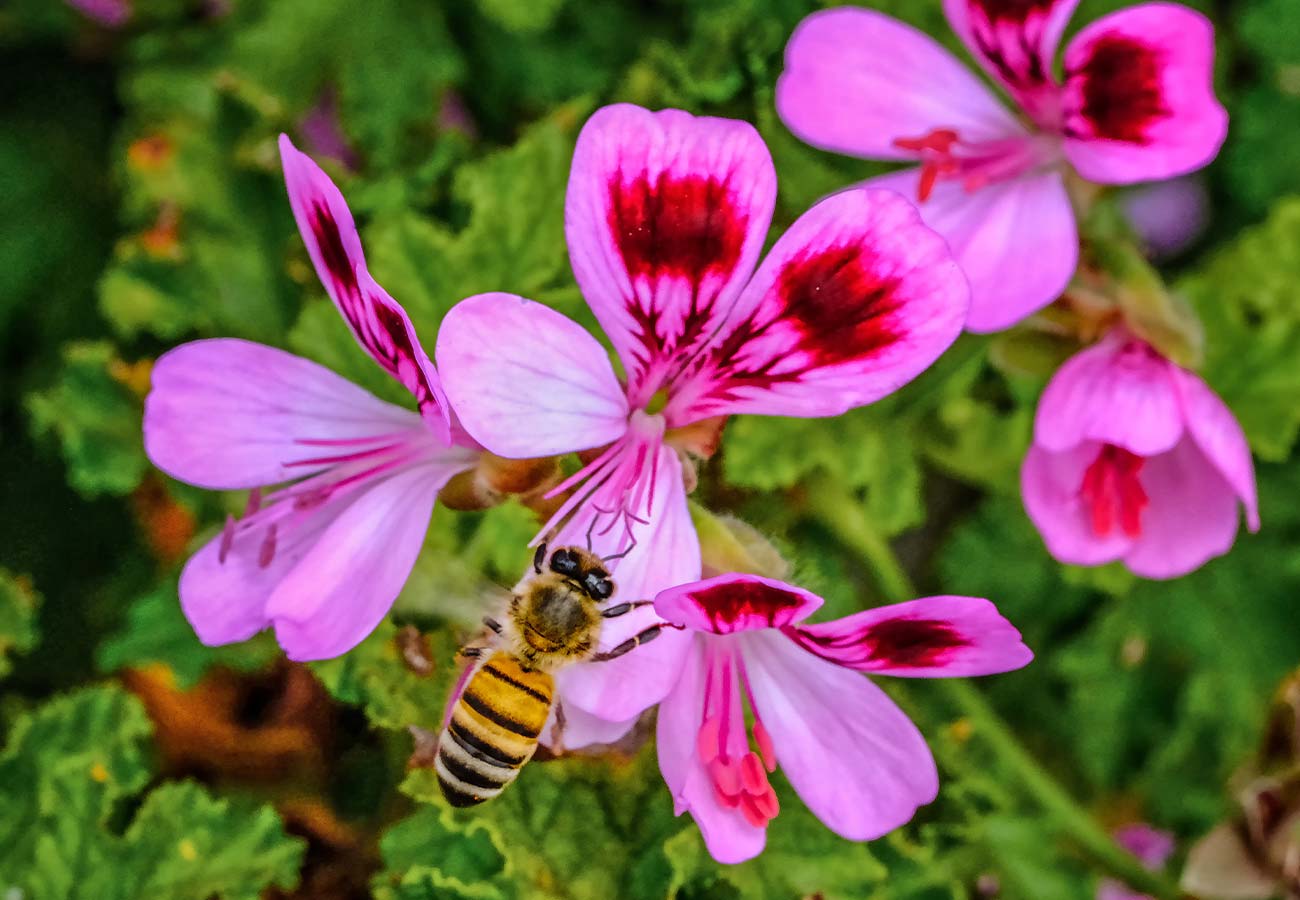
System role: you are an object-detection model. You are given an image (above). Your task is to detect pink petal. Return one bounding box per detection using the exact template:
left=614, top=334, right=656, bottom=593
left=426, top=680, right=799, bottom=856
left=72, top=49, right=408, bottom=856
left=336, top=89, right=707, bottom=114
left=655, top=574, right=823, bottom=636
left=1060, top=4, right=1227, bottom=184
left=667, top=188, right=967, bottom=423
left=144, top=339, right=424, bottom=491
left=743, top=631, right=939, bottom=841
left=554, top=445, right=699, bottom=721
left=264, top=461, right=462, bottom=660
left=434, top=293, right=630, bottom=457
left=1123, top=437, right=1241, bottom=579
left=279, top=135, right=451, bottom=437
left=656, top=643, right=768, bottom=864
left=1021, top=442, right=1137, bottom=566
left=776, top=7, right=1024, bottom=161
left=565, top=104, right=775, bottom=404
left=1033, top=334, right=1183, bottom=456
left=543, top=701, right=638, bottom=751
left=1172, top=367, right=1259, bottom=531
left=944, top=0, right=1080, bottom=104
left=868, top=167, right=1078, bottom=333
left=178, top=488, right=353, bottom=646
left=1115, top=823, right=1176, bottom=870
left=791, top=596, right=1033, bottom=678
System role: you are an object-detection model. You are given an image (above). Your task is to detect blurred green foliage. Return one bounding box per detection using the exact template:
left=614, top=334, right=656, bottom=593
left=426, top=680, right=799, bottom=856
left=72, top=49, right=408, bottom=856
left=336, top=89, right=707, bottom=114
left=3, top=0, right=1300, bottom=898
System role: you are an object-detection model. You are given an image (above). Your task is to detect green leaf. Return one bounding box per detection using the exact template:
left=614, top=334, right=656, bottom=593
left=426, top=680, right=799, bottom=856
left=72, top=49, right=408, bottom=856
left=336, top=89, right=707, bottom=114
left=0, top=570, right=40, bottom=679
left=26, top=342, right=147, bottom=498
left=475, top=0, right=568, bottom=34
left=1176, top=196, right=1300, bottom=460
left=0, top=685, right=305, bottom=900
left=401, top=747, right=682, bottom=900
left=373, top=806, right=511, bottom=900
left=97, top=582, right=278, bottom=690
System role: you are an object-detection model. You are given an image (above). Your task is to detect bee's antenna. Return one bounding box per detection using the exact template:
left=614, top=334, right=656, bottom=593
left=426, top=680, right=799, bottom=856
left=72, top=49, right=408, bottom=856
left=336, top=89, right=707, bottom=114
left=601, top=533, right=638, bottom=564
left=584, top=515, right=598, bottom=553
left=533, top=542, right=547, bottom=575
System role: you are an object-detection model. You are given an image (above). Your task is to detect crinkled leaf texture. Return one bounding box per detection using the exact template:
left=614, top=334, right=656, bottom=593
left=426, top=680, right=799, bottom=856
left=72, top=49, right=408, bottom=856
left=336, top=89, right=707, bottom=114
left=0, top=570, right=40, bottom=680
left=0, top=685, right=304, bottom=900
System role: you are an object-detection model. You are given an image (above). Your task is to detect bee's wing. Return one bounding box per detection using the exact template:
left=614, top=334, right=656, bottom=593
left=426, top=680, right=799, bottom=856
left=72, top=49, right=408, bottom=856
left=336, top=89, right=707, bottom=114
left=439, top=654, right=483, bottom=731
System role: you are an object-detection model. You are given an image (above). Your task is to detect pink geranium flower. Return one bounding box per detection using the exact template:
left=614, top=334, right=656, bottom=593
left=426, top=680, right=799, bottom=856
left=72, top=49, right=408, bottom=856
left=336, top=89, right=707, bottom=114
left=776, top=1, right=1228, bottom=332
left=142, top=136, right=478, bottom=660
left=67, top=0, right=130, bottom=26
left=1022, top=330, right=1258, bottom=578
left=436, top=104, right=969, bottom=729
left=648, top=573, right=1032, bottom=863
left=1098, top=824, right=1175, bottom=900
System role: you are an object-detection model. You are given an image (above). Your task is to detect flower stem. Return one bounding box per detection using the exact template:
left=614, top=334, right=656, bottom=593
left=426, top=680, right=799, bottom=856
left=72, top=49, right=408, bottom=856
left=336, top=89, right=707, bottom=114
left=807, top=477, right=1183, bottom=900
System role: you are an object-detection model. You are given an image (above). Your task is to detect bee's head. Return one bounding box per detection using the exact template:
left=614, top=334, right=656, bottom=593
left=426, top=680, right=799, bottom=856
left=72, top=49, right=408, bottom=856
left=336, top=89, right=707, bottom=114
left=537, top=545, right=615, bottom=602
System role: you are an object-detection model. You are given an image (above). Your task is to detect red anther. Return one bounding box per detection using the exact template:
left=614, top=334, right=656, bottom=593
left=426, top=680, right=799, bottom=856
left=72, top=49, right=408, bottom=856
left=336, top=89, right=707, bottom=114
left=751, top=784, right=780, bottom=820
left=712, top=781, right=743, bottom=810
left=1079, top=444, right=1148, bottom=538
left=739, top=795, right=771, bottom=828
left=257, top=523, right=278, bottom=569
left=709, top=758, right=741, bottom=798
left=696, top=716, right=722, bottom=765
left=752, top=719, right=777, bottom=772
left=244, top=486, right=263, bottom=516
left=740, top=752, right=768, bottom=795
left=892, top=128, right=960, bottom=154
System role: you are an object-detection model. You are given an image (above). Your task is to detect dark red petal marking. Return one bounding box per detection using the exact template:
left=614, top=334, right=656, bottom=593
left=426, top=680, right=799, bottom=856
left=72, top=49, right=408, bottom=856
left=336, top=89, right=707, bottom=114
left=776, top=244, right=905, bottom=367
left=1078, top=443, right=1148, bottom=538
left=608, top=171, right=746, bottom=284
left=607, top=171, right=749, bottom=382
left=1068, top=35, right=1169, bottom=144
left=687, top=580, right=805, bottom=633
left=793, top=617, right=971, bottom=669
left=971, top=0, right=1057, bottom=24
left=309, top=202, right=437, bottom=413
left=683, top=242, right=907, bottom=406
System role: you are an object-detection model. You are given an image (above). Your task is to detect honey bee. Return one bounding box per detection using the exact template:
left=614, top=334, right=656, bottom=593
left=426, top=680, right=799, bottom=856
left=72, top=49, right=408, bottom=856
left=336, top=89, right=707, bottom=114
left=435, top=543, right=670, bottom=807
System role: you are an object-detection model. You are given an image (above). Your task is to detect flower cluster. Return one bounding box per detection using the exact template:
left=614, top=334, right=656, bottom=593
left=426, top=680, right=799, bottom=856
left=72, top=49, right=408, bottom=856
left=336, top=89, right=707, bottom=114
left=141, top=0, right=1256, bottom=866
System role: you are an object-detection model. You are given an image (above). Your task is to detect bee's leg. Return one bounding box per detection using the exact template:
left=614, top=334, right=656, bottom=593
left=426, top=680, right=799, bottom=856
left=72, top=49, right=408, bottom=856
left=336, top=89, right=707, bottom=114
left=600, top=600, right=653, bottom=619
left=533, top=542, right=547, bottom=575
left=482, top=616, right=504, bottom=635
left=459, top=646, right=484, bottom=659
left=592, top=623, right=684, bottom=661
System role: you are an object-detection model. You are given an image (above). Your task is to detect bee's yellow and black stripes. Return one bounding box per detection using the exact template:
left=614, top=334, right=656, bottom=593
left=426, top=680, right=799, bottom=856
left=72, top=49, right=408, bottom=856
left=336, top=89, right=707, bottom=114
left=436, top=652, right=555, bottom=807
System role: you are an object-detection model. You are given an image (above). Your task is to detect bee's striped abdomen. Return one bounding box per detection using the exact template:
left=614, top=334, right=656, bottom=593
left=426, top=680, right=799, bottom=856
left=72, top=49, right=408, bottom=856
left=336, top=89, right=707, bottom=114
left=437, top=652, right=554, bottom=807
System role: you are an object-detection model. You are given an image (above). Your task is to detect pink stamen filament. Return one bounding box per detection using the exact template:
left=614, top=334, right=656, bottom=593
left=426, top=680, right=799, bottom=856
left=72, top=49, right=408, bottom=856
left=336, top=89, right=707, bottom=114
left=695, top=646, right=781, bottom=830
left=892, top=128, right=1039, bottom=202
left=1078, top=444, right=1148, bottom=538
left=216, top=432, right=430, bottom=568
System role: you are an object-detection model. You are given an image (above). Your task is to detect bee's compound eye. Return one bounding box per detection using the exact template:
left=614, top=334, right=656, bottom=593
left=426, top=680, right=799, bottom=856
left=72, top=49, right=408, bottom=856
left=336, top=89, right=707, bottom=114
left=550, top=548, right=580, bottom=576
left=583, top=570, right=614, bottom=600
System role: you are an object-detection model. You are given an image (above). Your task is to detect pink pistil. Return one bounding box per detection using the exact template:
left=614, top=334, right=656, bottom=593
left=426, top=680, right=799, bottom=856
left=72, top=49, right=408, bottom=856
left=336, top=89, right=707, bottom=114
left=1078, top=443, right=1148, bottom=538
left=892, top=128, right=1043, bottom=202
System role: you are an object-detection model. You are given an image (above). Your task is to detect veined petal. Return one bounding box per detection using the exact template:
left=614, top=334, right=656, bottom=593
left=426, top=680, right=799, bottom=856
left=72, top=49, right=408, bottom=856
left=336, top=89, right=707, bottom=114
left=566, top=104, right=776, bottom=403
left=743, top=631, right=939, bottom=841
left=1123, top=438, right=1240, bottom=579
left=144, top=339, right=424, bottom=491
left=655, top=574, right=823, bottom=636
left=1172, top=367, right=1259, bottom=531
left=656, top=644, right=768, bottom=864
left=667, top=188, right=967, bottom=422
left=791, top=596, right=1033, bottom=678
left=1021, top=442, right=1136, bottom=566
left=945, top=0, right=1080, bottom=101
left=435, top=293, right=630, bottom=458
left=869, top=167, right=1078, bottom=333
left=1061, top=4, right=1227, bottom=184
left=1033, top=334, right=1183, bottom=455
left=280, top=135, right=450, bottom=435
left=265, top=460, right=468, bottom=660
left=555, top=445, right=699, bottom=721
left=777, top=7, right=1024, bottom=161
left=545, top=702, right=639, bottom=751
